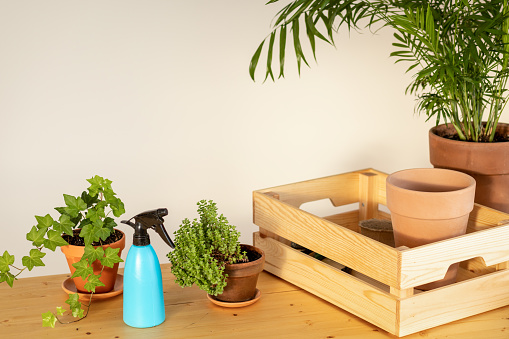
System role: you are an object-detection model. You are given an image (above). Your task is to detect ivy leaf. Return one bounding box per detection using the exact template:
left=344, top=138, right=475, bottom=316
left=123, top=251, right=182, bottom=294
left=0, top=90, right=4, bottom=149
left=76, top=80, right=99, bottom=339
left=71, top=259, right=93, bottom=280
left=81, top=191, right=99, bottom=208
left=103, top=217, right=117, bottom=231
left=43, top=230, right=69, bottom=251
left=109, top=198, right=125, bottom=218
left=35, top=214, right=54, bottom=229
left=26, top=225, right=47, bottom=247
left=53, top=214, right=74, bottom=236
left=63, top=194, right=87, bottom=218
left=85, top=205, right=105, bottom=222
left=21, top=249, right=46, bottom=271
left=86, top=175, right=105, bottom=197
left=99, top=247, right=123, bottom=268
left=0, top=251, right=15, bottom=272
left=84, top=273, right=105, bottom=293
left=80, top=220, right=110, bottom=245
left=42, top=311, right=57, bottom=328
left=56, top=306, right=65, bottom=316
left=82, top=245, right=104, bottom=263
left=0, top=271, right=15, bottom=287
left=65, top=294, right=84, bottom=318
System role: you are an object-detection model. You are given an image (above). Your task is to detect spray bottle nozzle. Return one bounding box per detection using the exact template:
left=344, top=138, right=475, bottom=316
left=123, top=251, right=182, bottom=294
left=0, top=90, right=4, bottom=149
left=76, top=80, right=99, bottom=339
left=121, top=208, right=175, bottom=248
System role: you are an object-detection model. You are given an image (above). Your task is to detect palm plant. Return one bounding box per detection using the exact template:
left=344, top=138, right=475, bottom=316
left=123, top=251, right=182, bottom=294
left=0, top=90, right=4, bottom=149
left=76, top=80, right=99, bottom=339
left=250, top=0, right=509, bottom=142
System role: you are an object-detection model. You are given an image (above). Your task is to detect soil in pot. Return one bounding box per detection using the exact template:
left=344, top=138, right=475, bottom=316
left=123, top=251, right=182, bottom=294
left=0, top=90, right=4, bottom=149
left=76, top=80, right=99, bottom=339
left=61, top=229, right=125, bottom=294
left=212, top=244, right=265, bottom=303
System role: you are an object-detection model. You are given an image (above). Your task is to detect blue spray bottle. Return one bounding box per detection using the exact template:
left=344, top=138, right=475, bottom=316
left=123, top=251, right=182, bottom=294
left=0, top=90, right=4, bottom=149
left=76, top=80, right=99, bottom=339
left=121, top=208, right=175, bottom=328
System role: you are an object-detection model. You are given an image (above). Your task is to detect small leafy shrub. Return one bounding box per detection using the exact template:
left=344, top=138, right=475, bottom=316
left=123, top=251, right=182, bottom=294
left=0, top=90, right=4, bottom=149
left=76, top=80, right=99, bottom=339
left=167, top=200, right=247, bottom=296
left=0, top=175, right=125, bottom=327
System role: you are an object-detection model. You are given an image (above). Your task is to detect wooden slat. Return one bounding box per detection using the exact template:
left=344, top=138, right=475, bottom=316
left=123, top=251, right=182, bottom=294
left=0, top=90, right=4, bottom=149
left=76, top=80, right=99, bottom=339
left=399, top=224, right=509, bottom=289
left=253, top=191, right=400, bottom=288
left=359, top=172, right=379, bottom=223
left=323, top=210, right=360, bottom=233
left=467, top=203, right=509, bottom=232
left=255, top=169, right=367, bottom=208
left=253, top=232, right=398, bottom=334
left=398, top=269, right=509, bottom=336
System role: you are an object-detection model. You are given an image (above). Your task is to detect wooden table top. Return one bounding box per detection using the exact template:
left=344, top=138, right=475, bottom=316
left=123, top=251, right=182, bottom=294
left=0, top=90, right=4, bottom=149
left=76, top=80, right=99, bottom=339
left=1, top=264, right=508, bottom=338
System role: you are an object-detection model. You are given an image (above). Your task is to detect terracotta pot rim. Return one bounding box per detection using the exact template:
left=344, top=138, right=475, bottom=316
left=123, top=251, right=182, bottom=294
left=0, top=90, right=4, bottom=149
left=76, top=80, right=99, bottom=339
left=387, top=168, right=476, bottom=195
left=224, top=244, right=265, bottom=270
left=60, top=229, right=126, bottom=254
left=430, top=123, right=509, bottom=146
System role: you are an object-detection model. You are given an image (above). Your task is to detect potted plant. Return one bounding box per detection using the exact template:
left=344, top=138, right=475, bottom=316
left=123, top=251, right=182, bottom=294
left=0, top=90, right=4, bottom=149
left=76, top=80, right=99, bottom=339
left=167, top=200, right=265, bottom=304
left=0, top=175, right=126, bottom=327
left=250, top=1, right=509, bottom=212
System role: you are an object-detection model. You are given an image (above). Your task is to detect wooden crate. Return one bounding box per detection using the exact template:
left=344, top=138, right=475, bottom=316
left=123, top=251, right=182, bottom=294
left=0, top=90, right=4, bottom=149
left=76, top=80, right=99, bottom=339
left=252, top=168, right=509, bottom=337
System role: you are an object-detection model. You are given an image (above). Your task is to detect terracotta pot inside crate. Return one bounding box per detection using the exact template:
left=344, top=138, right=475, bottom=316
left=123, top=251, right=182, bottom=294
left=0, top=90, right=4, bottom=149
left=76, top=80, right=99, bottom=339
left=358, top=219, right=395, bottom=247
left=386, top=168, right=476, bottom=290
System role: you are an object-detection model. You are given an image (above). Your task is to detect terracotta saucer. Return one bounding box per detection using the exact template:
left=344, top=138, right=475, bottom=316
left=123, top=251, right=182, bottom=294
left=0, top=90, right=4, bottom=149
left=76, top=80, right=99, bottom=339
left=62, top=274, right=123, bottom=301
left=207, top=289, right=261, bottom=308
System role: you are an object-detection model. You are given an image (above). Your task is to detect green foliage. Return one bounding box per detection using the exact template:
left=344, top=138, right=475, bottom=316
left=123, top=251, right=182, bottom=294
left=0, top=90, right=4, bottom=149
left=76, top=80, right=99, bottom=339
left=167, top=200, right=247, bottom=296
left=251, top=0, right=509, bottom=142
left=0, top=175, right=125, bottom=328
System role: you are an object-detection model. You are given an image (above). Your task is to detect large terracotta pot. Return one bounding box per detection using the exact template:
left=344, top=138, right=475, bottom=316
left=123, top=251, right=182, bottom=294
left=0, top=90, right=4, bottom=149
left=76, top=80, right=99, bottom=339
left=61, top=229, right=125, bottom=293
left=386, top=168, right=476, bottom=290
left=429, top=123, right=509, bottom=213
left=214, top=244, right=265, bottom=302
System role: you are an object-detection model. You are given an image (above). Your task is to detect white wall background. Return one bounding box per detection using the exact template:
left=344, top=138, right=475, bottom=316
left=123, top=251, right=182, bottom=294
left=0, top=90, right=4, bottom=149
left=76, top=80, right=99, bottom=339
left=0, top=0, right=484, bottom=278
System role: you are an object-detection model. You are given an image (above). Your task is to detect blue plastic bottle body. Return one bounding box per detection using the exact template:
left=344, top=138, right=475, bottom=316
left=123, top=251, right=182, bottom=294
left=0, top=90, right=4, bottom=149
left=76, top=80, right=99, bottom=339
left=123, top=244, right=165, bottom=328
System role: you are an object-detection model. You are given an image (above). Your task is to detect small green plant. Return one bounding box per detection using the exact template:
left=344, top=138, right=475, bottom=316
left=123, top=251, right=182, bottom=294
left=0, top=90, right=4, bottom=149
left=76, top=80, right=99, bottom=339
left=0, top=175, right=125, bottom=328
left=167, top=200, right=247, bottom=296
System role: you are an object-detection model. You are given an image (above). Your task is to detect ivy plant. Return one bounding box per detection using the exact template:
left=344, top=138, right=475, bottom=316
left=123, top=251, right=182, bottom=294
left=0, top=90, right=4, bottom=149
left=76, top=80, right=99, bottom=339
left=0, top=175, right=125, bottom=328
left=250, top=0, right=509, bottom=142
left=167, top=200, right=247, bottom=296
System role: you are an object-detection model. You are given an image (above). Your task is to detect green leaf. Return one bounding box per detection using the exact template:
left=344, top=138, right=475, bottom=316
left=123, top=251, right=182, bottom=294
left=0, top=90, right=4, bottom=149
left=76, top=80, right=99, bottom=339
left=108, top=197, right=125, bottom=218
left=43, top=230, right=69, bottom=251
left=21, top=248, right=46, bottom=271
left=71, top=259, right=93, bottom=280
left=35, top=214, right=54, bottom=229
left=82, top=245, right=104, bottom=263
left=81, top=191, right=99, bottom=208
left=0, top=271, right=15, bottom=287
left=65, top=294, right=84, bottom=318
left=86, top=205, right=105, bottom=222
left=84, top=273, right=105, bottom=293
left=292, top=19, right=309, bottom=75
left=42, top=311, right=57, bottom=328
left=63, top=194, right=87, bottom=218
left=54, top=214, right=74, bottom=236
left=249, top=39, right=265, bottom=81
left=279, top=24, right=287, bottom=78
left=264, top=31, right=276, bottom=81
left=26, top=225, right=47, bottom=247
left=56, top=306, right=65, bottom=316
left=87, top=175, right=105, bottom=197
left=0, top=251, right=15, bottom=272
left=103, top=217, right=117, bottom=231
left=99, top=247, right=123, bottom=268
left=79, top=219, right=110, bottom=245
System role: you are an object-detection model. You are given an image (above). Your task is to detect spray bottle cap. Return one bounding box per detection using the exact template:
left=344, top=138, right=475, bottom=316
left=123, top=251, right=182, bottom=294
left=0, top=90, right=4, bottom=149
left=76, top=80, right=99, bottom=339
left=121, top=208, right=175, bottom=248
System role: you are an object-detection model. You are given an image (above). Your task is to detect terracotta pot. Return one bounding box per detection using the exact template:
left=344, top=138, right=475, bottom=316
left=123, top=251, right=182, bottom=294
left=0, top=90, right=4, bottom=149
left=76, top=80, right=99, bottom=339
left=358, top=219, right=395, bottom=247
left=429, top=123, right=509, bottom=213
left=386, top=168, right=476, bottom=290
left=213, top=244, right=265, bottom=303
left=61, top=229, right=125, bottom=294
